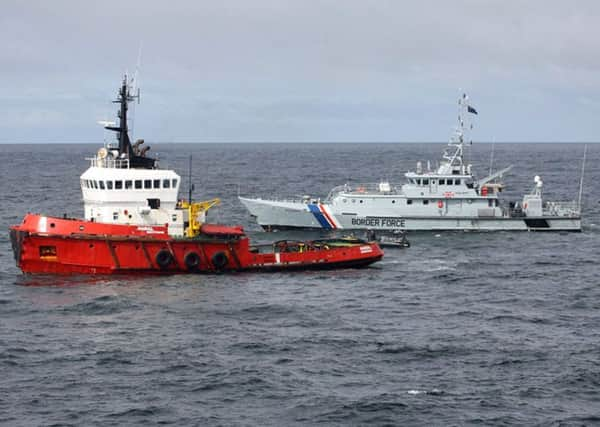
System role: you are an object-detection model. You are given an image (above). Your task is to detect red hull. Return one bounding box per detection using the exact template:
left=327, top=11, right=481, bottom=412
left=10, top=214, right=383, bottom=275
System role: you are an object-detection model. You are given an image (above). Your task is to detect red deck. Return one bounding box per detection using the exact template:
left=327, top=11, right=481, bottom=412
left=10, top=214, right=383, bottom=275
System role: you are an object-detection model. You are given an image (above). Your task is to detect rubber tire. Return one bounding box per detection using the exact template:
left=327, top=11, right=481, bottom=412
left=155, top=249, right=173, bottom=270
left=211, top=251, right=228, bottom=270
left=184, top=251, right=201, bottom=271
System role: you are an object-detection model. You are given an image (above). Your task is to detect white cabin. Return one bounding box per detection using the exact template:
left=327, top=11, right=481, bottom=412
left=80, top=153, right=187, bottom=236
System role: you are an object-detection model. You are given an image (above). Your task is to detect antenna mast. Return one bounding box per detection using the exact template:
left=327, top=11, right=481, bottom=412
left=188, top=154, right=194, bottom=204
left=577, top=144, right=587, bottom=212
left=489, top=139, right=495, bottom=176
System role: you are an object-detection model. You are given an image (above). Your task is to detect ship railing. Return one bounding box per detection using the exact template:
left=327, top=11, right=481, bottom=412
left=326, top=183, right=401, bottom=200
left=543, top=201, right=580, bottom=217
left=86, top=156, right=130, bottom=169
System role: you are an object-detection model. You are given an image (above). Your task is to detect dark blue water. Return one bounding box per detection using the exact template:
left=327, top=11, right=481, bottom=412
left=1, top=143, right=599, bottom=426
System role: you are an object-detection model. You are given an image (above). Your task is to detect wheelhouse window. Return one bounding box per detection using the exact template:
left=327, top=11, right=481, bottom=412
left=423, top=179, right=429, bottom=185
left=407, top=199, right=413, bottom=205
left=454, top=179, right=461, bottom=185
left=125, top=180, right=133, bottom=189
left=135, top=180, right=142, bottom=189
left=172, top=179, right=178, bottom=188
left=144, top=180, right=152, bottom=189
left=416, top=179, right=421, bottom=185
left=99, top=181, right=105, bottom=190
left=153, top=179, right=160, bottom=188
left=163, top=179, right=170, bottom=189
left=115, top=180, right=123, bottom=189
left=439, top=179, right=445, bottom=185
left=423, top=200, right=429, bottom=205
left=92, top=180, right=98, bottom=189
left=107, top=181, right=113, bottom=190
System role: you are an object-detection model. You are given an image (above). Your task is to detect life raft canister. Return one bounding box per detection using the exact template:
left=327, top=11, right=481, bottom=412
left=481, top=186, right=488, bottom=196
left=155, top=249, right=173, bottom=269
left=184, top=251, right=201, bottom=271
left=211, top=251, right=228, bottom=270
left=437, top=200, right=444, bottom=209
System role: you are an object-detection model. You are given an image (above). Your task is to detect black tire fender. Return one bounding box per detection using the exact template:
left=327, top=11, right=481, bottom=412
left=155, top=249, right=173, bottom=269
left=211, top=251, right=228, bottom=270
left=184, top=251, right=201, bottom=271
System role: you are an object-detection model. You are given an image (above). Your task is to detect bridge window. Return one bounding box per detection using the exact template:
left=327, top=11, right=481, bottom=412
left=135, top=180, right=142, bottom=189
left=107, top=181, right=113, bottom=190
left=454, top=179, right=461, bottom=185
left=392, top=200, right=396, bottom=204
left=423, top=200, right=429, bottom=205
left=99, top=181, right=105, bottom=190
left=153, top=179, right=160, bottom=188
left=113, top=212, right=118, bottom=220
left=439, top=179, right=445, bottom=185
left=115, top=180, right=123, bottom=189
left=407, top=199, right=413, bottom=205
left=125, top=180, right=132, bottom=189
left=163, top=179, right=170, bottom=189
left=359, top=200, right=363, bottom=203
left=423, top=179, right=429, bottom=185
left=416, top=179, right=421, bottom=185
left=172, top=179, right=178, bottom=188
left=92, top=180, right=98, bottom=189
left=144, top=180, right=152, bottom=189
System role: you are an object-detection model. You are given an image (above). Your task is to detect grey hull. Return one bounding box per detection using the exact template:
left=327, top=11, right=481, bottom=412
left=239, top=197, right=581, bottom=232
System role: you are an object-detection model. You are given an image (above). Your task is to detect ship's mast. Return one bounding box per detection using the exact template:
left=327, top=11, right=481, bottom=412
left=438, top=93, right=476, bottom=175
left=104, top=74, right=154, bottom=169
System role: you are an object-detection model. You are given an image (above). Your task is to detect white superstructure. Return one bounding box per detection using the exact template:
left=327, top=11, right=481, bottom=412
left=80, top=151, right=186, bottom=235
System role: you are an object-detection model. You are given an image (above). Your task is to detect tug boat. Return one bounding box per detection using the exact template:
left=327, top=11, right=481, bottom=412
left=239, top=94, right=583, bottom=232
left=9, top=76, right=383, bottom=275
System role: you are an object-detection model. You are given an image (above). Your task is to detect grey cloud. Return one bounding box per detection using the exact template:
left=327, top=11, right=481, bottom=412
left=1, top=0, right=599, bottom=142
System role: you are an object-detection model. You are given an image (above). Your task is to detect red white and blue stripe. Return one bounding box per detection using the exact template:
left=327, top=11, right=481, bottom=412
left=307, top=204, right=340, bottom=230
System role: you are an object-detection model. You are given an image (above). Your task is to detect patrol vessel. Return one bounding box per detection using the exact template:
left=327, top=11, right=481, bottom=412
left=9, top=76, right=383, bottom=275
left=240, top=95, right=582, bottom=232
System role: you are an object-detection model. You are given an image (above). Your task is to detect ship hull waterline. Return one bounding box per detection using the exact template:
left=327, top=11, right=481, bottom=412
left=239, top=198, right=581, bottom=232
left=9, top=215, right=383, bottom=275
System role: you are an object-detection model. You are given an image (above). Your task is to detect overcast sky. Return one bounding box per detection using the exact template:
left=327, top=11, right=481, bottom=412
left=1, top=0, right=599, bottom=143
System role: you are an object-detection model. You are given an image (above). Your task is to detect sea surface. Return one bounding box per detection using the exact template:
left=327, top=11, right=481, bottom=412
left=1, top=142, right=599, bottom=426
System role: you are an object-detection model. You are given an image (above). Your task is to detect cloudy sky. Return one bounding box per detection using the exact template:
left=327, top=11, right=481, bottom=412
left=1, top=0, right=599, bottom=143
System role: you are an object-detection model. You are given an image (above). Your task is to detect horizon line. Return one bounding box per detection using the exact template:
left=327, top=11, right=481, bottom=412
left=0, top=141, right=598, bottom=145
